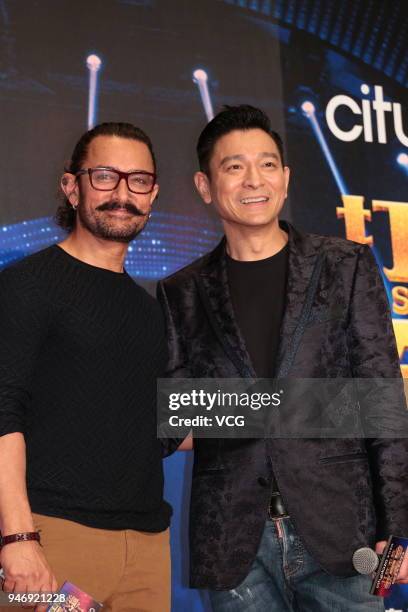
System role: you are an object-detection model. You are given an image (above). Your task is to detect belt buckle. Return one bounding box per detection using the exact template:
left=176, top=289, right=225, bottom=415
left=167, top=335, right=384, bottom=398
left=268, top=506, right=289, bottom=520
left=268, top=493, right=290, bottom=520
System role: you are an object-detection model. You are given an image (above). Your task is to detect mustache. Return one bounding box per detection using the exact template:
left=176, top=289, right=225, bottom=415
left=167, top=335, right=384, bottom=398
left=95, top=201, right=147, bottom=216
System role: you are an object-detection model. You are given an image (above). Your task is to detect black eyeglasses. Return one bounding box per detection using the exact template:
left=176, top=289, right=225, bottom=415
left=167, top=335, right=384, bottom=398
left=76, top=167, right=157, bottom=194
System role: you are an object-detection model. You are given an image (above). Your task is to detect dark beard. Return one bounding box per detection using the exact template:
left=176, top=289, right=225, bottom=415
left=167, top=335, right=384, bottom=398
left=78, top=200, right=150, bottom=243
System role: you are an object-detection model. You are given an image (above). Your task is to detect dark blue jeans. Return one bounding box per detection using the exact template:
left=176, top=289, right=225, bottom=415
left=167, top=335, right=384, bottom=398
left=208, top=518, right=385, bottom=611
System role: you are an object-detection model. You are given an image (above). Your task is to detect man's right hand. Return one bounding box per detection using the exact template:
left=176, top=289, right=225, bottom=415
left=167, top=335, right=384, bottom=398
left=0, top=541, right=58, bottom=611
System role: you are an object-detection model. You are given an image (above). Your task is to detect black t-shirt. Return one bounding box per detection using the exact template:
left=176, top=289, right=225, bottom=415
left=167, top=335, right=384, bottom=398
left=0, top=245, right=171, bottom=531
left=226, top=243, right=289, bottom=378
left=227, top=242, right=289, bottom=498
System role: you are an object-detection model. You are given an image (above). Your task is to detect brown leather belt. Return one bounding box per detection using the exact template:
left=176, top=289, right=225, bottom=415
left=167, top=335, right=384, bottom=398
left=268, top=491, right=290, bottom=519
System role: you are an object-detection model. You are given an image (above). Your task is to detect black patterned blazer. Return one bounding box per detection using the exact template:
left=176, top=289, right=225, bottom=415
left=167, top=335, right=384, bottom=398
left=157, top=221, right=408, bottom=590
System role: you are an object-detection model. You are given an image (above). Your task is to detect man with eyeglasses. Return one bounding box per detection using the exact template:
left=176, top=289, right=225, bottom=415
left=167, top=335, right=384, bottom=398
left=0, top=123, right=172, bottom=611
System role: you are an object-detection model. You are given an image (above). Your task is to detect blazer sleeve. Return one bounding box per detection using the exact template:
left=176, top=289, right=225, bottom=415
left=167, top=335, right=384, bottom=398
left=157, top=279, right=191, bottom=457
left=347, top=244, right=408, bottom=540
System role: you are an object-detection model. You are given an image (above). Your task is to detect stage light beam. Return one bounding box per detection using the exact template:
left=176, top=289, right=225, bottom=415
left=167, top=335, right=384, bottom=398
left=193, top=69, right=214, bottom=122
left=301, top=100, right=348, bottom=195
left=86, top=54, right=102, bottom=130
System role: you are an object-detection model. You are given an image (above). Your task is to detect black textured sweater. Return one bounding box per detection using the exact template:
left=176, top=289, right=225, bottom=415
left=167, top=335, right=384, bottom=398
left=0, top=245, right=171, bottom=531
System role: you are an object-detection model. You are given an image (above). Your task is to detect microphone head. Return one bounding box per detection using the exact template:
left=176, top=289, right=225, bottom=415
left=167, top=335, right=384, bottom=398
left=352, top=547, right=379, bottom=574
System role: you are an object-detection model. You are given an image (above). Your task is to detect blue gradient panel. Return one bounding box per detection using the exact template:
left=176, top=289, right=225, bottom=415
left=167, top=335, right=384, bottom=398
left=273, top=0, right=284, bottom=20
left=164, top=452, right=210, bottom=612
left=374, top=10, right=397, bottom=71
left=341, top=3, right=359, bottom=53
left=295, top=2, right=306, bottom=30
left=319, top=0, right=335, bottom=41
left=308, top=2, right=319, bottom=35
left=364, top=4, right=385, bottom=64
left=330, top=2, right=347, bottom=47
left=384, top=21, right=406, bottom=78
left=260, top=0, right=272, bottom=17
left=353, top=0, right=373, bottom=57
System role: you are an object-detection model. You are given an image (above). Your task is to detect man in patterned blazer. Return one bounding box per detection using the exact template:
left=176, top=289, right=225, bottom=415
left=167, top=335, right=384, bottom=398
left=158, top=105, right=408, bottom=611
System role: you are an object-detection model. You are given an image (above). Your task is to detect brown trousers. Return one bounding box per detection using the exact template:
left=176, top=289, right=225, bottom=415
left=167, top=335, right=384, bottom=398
left=1, top=513, right=171, bottom=612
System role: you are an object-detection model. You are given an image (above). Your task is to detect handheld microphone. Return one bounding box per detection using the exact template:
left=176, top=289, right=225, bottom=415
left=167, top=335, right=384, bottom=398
left=352, top=536, right=408, bottom=597
left=352, top=547, right=381, bottom=574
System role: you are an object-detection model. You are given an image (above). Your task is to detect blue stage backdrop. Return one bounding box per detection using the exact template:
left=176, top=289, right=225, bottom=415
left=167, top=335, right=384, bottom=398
left=0, top=1, right=407, bottom=610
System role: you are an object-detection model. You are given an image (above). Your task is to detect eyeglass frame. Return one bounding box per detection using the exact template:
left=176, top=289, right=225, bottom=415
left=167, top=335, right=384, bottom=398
left=75, top=167, right=157, bottom=194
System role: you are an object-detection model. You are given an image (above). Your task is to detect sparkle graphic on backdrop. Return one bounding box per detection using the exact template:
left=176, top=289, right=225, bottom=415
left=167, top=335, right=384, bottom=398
left=0, top=213, right=219, bottom=278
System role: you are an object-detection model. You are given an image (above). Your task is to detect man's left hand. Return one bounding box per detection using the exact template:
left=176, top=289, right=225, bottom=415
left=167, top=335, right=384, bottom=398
left=376, top=541, right=408, bottom=584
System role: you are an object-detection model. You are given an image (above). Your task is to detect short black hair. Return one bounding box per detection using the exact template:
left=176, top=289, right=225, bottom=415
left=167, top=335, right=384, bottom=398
left=197, top=105, right=285, bottom=175
left=56, top=122, right=156, bottom=232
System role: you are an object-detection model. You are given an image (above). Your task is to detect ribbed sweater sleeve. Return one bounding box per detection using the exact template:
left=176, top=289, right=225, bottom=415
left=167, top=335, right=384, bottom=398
left=0, top=266, right=51, bottom=436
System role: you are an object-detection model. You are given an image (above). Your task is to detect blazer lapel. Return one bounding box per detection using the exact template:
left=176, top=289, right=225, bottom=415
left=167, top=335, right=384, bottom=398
left=197, top=239, right=256, bottom=378
left=197, top=222, right=324, bottom=380
left=275, top=222, right=323, bottom=378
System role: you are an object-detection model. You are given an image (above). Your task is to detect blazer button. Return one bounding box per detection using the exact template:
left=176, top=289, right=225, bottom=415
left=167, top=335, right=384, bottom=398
left=257, top=476, right=268, bottom=487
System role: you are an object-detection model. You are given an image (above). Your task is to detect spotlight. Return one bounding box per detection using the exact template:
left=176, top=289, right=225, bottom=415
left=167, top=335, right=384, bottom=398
left=193, top=69, right=208, bottom=82
left=86, top=54, right=102, bottom=71
left=301, top=101, right=316, bottom=116
left=397, top=152, right=408, bottom=166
